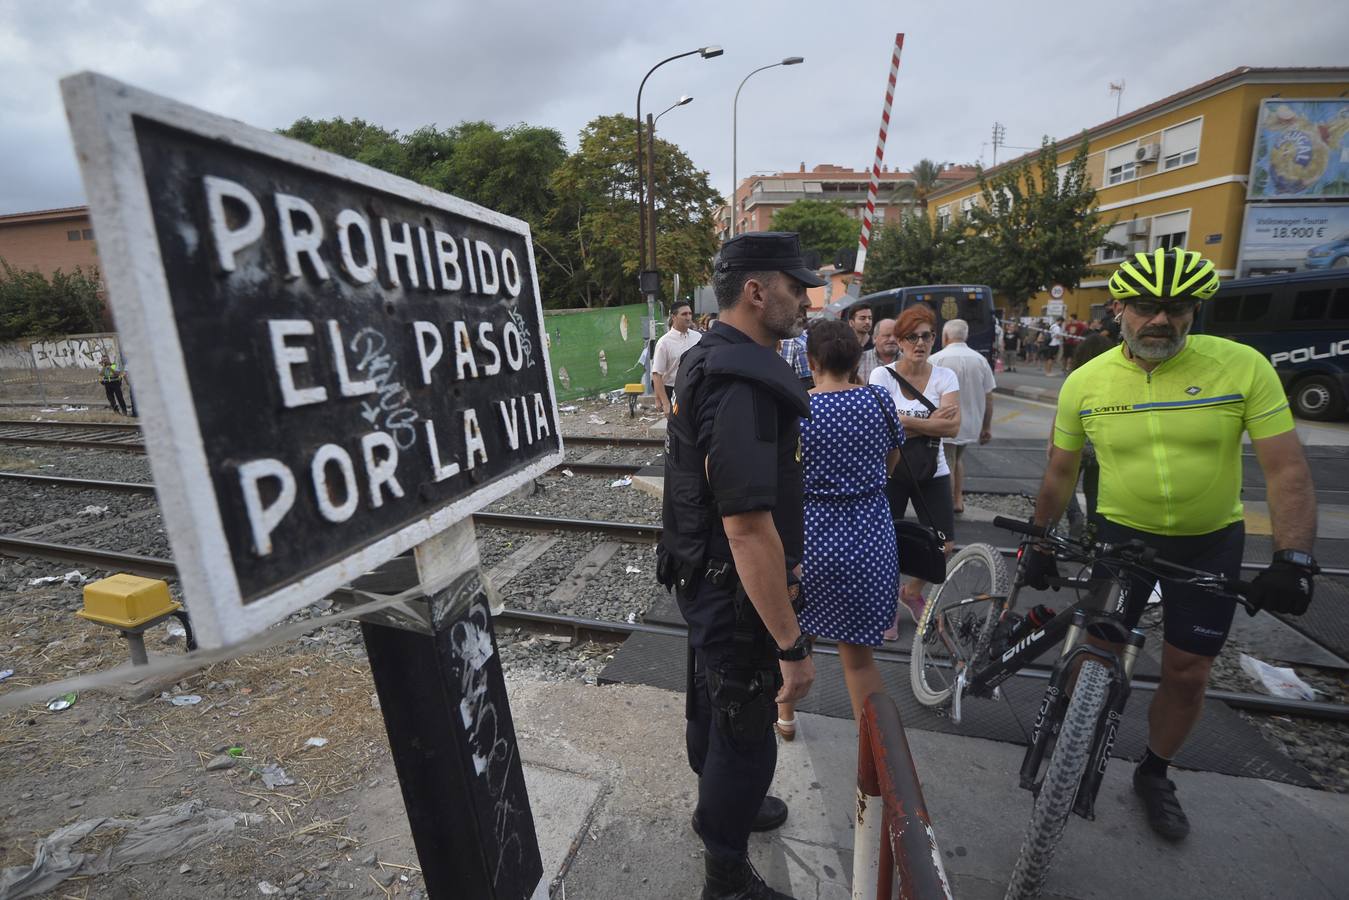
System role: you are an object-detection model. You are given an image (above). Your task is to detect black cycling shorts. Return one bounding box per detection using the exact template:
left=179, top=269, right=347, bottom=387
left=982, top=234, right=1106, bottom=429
left=1090, top=519, right=1244, bottom=658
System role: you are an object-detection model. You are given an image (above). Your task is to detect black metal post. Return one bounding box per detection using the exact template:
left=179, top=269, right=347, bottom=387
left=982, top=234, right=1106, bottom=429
left=362, top=569, right=542, bottom=900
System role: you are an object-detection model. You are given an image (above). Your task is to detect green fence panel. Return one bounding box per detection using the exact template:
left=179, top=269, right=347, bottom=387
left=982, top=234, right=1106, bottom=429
left=544, top=303, right=653, bottom=402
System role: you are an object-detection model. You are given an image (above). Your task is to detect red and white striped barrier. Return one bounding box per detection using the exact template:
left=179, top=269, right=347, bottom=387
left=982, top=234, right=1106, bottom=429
left=851, top=33, right=904, bottom=294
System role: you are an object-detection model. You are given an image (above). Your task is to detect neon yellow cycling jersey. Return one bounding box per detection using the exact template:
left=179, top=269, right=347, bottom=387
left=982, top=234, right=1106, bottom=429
left=1053, top=335, right=1294, bottom=536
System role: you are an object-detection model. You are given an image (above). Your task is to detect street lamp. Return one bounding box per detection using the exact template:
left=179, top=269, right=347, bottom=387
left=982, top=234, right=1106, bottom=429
left=646, top=95, right=693, bottom=279
left=730, top=56, right=804, bottom=238
left=635, top=46, right=721, bottom=392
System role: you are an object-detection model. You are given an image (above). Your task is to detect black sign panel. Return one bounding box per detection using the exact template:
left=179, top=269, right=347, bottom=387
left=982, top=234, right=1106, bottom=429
left=133, top=120, right=559, bottom=600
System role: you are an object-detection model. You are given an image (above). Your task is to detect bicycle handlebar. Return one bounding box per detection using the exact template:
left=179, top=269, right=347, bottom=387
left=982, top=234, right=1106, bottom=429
left=994, top=516, right=1258, bottom=612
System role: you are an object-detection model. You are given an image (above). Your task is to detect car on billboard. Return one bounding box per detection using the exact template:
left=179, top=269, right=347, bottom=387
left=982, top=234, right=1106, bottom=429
left=1304, top=230, right=1349, bottom=270
left=1194, top=270, right=1349, bottom=420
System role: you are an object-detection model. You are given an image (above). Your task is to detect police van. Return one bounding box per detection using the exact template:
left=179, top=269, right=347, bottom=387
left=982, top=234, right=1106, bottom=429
left=822, top=284, right=997, bottom=360
left=1193, top=270, right=1349, bottom=420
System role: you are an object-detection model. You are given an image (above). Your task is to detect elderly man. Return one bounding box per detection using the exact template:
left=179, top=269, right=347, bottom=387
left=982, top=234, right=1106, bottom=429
left=661, top=231, right=820, bottom=900
left=857, top=317, right=899, bottom=381
left=652, top=300, right=701, bottom=417
left=1023, top=248, right=1317, bottom=842
left=929, top=318, right=995, bottom=514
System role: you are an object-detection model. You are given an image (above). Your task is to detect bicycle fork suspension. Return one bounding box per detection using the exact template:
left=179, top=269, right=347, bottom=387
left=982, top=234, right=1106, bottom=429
left=1073, top=627, right=1146, bottom=819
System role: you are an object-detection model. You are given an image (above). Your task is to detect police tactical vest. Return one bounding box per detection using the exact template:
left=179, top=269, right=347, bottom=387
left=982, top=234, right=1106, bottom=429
left=660, top=329, right=810, bottom=577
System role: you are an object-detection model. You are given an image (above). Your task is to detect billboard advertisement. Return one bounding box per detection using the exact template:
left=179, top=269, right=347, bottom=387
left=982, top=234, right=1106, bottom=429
left=1248, top=99, right=1349, bottom=200
left=1236, top=204, right=1349, bottom=278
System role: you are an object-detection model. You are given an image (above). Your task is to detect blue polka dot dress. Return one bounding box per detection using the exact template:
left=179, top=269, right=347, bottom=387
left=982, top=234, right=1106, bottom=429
left=798, top=385, right=904, bottom=647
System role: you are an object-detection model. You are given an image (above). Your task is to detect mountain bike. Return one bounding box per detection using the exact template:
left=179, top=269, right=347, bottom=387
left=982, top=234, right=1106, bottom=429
left=908, top=516, right=1256, bottom=900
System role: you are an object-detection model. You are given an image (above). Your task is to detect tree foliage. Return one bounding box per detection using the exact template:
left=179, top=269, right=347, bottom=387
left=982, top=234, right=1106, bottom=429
left=962, top=136, right=1115, bottom=309
left=770, top=199, right=858, bottom=261
left=280, top=113, right=719, bottom=309
left=0, top=260, right=104, bottom=341
left=864, top=214, right=968, bottom=291
left=548, top=114, right=720, bottom=308
left=909, top=159, right=944, bottom=212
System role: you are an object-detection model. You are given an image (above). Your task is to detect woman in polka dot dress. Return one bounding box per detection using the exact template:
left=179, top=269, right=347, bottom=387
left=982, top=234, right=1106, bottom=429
left=776, top=319, right=903, bottom=739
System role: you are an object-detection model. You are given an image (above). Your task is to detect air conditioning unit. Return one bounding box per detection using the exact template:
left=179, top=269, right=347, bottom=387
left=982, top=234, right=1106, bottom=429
left=1127, top=239, right=1151, bottom=254
left=1127, top=217, right=1152, bottom=237
left=1135, top=143, right=1161, bottom=164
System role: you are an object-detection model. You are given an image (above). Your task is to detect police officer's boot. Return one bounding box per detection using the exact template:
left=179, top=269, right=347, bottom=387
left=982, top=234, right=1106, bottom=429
left=702, top=854, right=794, bottom=900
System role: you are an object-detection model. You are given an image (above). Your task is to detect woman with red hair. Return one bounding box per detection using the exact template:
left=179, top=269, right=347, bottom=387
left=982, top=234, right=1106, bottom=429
left=869, top=304, right=960, bottom=640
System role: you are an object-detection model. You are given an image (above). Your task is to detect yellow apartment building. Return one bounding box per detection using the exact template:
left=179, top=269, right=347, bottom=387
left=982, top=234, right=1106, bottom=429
left=927, top=66, right=1349, bottom=319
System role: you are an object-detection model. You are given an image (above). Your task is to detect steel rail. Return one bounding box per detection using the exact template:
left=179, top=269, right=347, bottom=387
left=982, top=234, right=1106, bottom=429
left=3, top=532, right=1344, bottom=723
left=0, top=419, right=142, bottom=432
left=562, top=435, right=665, bottom=449
left=4, top=471, right=1347, bottom=578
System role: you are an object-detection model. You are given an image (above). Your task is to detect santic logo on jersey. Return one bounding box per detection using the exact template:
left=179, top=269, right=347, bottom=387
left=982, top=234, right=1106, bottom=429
left=1269, top=339, right=1349, bottom=368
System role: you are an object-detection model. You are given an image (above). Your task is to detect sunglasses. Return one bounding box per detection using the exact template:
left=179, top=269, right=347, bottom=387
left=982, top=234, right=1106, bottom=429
left=903, top=332, right=935, bottom=343
left=1125, top=299, right=1198, bottom=318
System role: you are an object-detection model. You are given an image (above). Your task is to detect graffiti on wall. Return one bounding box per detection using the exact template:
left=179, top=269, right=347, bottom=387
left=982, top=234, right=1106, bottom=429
left=27, top=334, right=120, bottom=369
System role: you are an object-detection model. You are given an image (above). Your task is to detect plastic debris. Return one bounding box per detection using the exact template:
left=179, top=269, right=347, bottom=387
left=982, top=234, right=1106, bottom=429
left=610, top=477, right=632, bottom=488
left=559, top=405, right=579, bottom=413
left=77, top=505, right=109, bottom=517
left=561, top=468, right=575, bottom=477
left=624, top=565, right=642, bottom=575
left=626, top=612, right=637, bottom=624
left=1238, top=653, right=1318, bottom=701
left=28, top=571, right=87, bottom=587
left=165, top=622, right=187, bottom=639
left=169, top=695, right=202, bottom=706
left=259, top=764, right=295, bottom=789
left=588, top=415, right=606, bottom=425
left=304, top=737, right=329, bottom=748
left=258, top=881, right=282, bottom=895
left=0, top=669, right=13, bottom=683
left=46, top=692, right=77, bottom=712
left=0, top=800, right=261, bottom=898
left=227, top=746, right=245, bottom=757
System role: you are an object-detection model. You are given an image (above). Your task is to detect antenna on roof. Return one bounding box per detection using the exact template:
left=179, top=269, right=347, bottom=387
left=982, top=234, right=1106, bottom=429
left=1109, top=80, right=1126, bottom=118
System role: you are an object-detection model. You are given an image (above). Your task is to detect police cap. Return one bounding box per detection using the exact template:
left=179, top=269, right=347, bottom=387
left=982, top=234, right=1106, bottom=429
left=714, top=232, right=826, bottom=287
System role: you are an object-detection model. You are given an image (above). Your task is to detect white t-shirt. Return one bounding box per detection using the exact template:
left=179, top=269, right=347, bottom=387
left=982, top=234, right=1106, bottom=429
left=1049, top=323, right=1064, bottom=347
left=929, top=342, right=997, bottom=446
left=868, top=363, right=960, bottom=478
left=651, top=328, right=701, bottom=388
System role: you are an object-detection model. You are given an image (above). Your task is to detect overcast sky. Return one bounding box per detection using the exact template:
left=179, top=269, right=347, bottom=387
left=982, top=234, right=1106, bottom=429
left=3, top=0, right=1347, bottom=216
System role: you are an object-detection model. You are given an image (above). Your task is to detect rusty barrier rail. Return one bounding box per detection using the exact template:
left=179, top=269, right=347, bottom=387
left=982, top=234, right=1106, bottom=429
left=853, top=693, right=953, bottom=900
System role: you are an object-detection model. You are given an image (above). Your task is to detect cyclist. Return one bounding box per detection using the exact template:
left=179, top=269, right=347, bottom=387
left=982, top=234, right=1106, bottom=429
left=1022, top=248, right=1318, bottom=841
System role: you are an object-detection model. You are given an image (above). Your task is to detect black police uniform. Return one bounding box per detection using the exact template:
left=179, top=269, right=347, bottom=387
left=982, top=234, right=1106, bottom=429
left=658, top=320, right=810, bottom=864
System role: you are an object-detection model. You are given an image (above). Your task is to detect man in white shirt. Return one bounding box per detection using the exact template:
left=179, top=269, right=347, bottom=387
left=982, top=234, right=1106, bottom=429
left=652, top=300, right=702, bottom=416
left=929, top=318, right=996, bottom=515
left=1044, top=316, right=1065, bottom=376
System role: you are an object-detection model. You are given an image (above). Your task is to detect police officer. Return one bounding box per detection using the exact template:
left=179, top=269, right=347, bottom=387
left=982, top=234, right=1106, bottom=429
left=659, top=232, right=821, bottom=900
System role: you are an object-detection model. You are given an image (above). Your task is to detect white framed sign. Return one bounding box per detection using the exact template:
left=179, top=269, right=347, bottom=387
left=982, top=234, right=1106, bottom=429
left=62, top=73, right=563, bottom=647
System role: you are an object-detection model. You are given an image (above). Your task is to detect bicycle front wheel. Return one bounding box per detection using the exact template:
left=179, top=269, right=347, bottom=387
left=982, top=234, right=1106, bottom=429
left=909, top=542, right=1009, bottom=708
left=1004, top=659, right=1111, bottom=900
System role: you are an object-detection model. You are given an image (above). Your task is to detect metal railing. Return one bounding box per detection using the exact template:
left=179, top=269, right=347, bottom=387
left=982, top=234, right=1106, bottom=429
left=852, top=693, right=953, bottom=900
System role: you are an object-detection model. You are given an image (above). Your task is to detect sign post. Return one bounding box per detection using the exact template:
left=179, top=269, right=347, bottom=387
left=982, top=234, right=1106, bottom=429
left=62, top=72, right=561, bottom=899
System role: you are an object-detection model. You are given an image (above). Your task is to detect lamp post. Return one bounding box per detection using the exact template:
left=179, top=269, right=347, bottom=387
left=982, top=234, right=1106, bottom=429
left=635, top=45, right=721, bottom=393
left=730, top=56, right=804, bottom=238
left=647, top=95, right=693, bottom=278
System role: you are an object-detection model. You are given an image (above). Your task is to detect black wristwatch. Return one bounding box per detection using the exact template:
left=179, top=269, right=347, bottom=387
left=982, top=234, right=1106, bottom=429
left=777, top=633, right=813, bottom=662
left=1273, top=549, right=1319, bottom=573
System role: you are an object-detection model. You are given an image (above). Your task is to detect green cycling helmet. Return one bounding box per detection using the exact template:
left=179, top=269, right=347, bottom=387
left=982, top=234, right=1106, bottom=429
left=1108, top=247, right=1219, bottom=302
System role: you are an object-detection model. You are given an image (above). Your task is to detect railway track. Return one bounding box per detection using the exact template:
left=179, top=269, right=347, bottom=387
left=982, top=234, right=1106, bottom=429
left=0, top=533, right=1344, bottom=724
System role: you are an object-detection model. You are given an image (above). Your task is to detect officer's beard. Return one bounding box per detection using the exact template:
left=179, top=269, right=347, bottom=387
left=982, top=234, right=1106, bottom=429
left=765, top=299, right=802, bottom=340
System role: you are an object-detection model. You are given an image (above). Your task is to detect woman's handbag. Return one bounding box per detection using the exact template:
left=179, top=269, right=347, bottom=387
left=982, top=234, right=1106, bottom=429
left=866, top=385, right=948, bottom=584
left=880, top=366, right=941, bottom=484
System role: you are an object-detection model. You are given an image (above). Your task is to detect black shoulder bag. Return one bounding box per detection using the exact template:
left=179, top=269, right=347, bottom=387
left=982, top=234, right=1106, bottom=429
left=881, top=366, right=941, bottom=484
left=866, top=384, right=948, bottom=584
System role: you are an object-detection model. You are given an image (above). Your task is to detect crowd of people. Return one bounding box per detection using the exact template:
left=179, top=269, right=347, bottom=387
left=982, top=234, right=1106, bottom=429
left=657, top=232, right=1319, bottom=900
